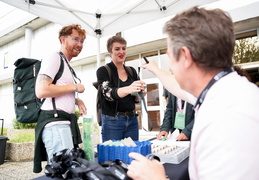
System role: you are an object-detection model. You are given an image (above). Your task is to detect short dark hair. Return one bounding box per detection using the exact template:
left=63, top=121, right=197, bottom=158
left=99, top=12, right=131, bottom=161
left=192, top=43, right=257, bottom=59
left=107, top=35, right=127, bottom=52
left=59, top=24, right=86, bottom=43
left=163, top=6, right=235, bottom=70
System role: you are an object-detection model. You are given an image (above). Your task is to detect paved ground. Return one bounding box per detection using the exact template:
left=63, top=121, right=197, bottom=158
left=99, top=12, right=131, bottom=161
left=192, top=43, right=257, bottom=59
left=0, top=160, right=46, bottom=180
left=0, top=134, right=155, bottom=180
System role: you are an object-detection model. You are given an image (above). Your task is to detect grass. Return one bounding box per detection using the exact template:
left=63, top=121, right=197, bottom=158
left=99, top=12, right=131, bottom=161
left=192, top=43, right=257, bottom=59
left=9, top=131, right=35, bottom=143
left=1, top=128, right=7, bottom=136
left=1, top=128, right=35, bottom=143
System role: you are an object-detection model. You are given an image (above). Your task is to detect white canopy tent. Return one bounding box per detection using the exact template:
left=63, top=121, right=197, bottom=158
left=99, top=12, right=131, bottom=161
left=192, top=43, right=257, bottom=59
left=1, top=0, right=217, bottom=67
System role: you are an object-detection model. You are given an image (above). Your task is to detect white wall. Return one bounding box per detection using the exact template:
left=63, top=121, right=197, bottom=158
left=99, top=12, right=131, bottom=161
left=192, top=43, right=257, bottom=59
left=1, top=10, right=258, bottom=129
left=0, top=19, right=167, bottom=128
left=0, top=82, right=14, bottom=128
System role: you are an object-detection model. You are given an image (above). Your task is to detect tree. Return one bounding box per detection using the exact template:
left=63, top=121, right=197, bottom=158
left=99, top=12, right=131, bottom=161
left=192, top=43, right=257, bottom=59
left=233, top=37, right=259, bottom=64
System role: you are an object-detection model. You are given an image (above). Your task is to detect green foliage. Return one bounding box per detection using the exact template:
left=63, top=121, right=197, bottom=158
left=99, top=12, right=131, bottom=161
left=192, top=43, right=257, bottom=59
left=75, top=109, right=80, bottom=119
left=9, top=131, right=35, bottom=143
left=234, top=37, right=259, bottom=64
left=1, top=128, right=7, bottom=136
left=12, top=118, right=36, bottom=129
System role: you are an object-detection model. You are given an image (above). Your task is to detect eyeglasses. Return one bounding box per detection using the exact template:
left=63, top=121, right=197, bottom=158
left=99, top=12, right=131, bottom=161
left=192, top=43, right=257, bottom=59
left=68, top=36, right=85, bottom=45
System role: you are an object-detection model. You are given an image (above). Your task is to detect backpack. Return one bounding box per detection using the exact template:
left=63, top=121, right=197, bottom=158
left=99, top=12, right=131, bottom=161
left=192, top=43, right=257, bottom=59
left=93, top=65, right=133, bottom=126
left=13, top=57, right=64, bottom=123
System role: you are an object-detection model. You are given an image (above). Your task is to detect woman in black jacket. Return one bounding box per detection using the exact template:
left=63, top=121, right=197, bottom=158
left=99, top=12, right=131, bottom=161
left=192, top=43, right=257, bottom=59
left=96, top=35, right=146, bottom=142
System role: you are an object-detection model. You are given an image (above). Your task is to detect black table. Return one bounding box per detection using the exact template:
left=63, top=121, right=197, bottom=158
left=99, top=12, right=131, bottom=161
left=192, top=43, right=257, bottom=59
left=164, top=157, right=189, bottom=180
left=33, top=157, right=189, bottom=180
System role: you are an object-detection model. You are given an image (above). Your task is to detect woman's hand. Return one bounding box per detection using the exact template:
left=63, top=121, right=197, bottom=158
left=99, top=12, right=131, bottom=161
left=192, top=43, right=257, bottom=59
left=129, top=80, right=146, bottom=93
left=118, top=80, right=147, bottom=97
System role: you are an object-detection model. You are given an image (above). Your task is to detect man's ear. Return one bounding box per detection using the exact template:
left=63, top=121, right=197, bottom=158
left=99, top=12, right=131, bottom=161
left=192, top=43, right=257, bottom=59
left=60, top=36, right=66, bottom=44
left=180, top=46, right=194, bottom=69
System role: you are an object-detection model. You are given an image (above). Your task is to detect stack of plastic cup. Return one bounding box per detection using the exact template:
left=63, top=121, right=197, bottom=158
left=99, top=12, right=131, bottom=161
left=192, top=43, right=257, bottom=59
left=83, top=115, right=94, bottom=162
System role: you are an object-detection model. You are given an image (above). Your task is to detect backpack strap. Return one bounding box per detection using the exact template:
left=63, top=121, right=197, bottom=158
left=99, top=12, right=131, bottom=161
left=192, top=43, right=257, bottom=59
left=49, top=55, right=65, bottom=117
left=104, top=64, right=111, bottom=79
left=97, top=65, right=112, bottom=104
left=138, top=91, right=153, bottom=131
left=125, top=66, right=133, bottom=79
left=104, top=64, right=120, bottom=117
left=136, top=67, right=153, bottom=131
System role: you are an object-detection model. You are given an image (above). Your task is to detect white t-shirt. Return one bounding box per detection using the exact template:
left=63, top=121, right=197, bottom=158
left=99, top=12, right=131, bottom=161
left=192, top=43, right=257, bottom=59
left=38, top=52, right=75, bottom=114
left=188, top=71, right=259, bottom=180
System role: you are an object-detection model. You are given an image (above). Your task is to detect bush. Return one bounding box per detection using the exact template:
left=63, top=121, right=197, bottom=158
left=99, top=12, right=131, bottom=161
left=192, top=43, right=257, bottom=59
left=12, top=118, right=37, bottom=129
left=75, top=109, right=80, bottom=119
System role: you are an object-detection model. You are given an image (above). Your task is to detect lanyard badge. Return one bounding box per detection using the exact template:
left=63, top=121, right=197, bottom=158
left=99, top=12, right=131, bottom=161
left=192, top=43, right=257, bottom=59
left=174, top=98, right=186, bottom=130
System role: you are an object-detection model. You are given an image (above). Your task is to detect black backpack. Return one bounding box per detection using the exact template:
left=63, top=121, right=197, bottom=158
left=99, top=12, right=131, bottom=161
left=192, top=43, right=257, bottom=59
left=13, top=57, right=64, bottom=123
left=93, top=65, right=133, bottom=126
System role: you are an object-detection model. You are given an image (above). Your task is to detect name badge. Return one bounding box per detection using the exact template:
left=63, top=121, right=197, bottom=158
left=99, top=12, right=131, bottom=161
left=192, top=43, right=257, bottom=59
left=174, top=112, right=185, bottom=130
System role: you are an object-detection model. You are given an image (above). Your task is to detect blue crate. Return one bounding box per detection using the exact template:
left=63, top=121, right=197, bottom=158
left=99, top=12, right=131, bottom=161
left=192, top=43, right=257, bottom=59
left=97, top=140, right=151, bottom=164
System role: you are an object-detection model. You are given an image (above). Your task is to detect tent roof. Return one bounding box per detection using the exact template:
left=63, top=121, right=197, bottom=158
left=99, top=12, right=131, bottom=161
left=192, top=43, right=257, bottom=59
left=0, top=0, right=217, bottom=37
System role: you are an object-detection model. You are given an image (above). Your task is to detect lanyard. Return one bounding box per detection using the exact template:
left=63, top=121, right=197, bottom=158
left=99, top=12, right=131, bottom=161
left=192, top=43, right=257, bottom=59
left=177, top=98, right=186, bottom=113
left=194, top=67, right=234, bottom=109
left=59, top=51, right=81, bottom=84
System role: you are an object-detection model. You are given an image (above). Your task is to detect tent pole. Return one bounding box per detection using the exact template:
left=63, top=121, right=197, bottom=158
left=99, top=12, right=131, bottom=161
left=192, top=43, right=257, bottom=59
left=95, top=10, right=102, bottom=68
left=96, top=34, right=101, bottom=68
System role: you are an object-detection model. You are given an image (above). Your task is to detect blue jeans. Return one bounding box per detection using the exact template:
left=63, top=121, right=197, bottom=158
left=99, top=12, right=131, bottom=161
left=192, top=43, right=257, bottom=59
left=101, top=114, right=139, bottom=142
left=42, top=124, right=74, bottom=163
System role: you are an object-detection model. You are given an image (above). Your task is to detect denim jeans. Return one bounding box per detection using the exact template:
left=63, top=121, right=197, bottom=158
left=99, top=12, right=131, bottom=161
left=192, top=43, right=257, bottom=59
left=42, top=124, right=74, bottom=163
left=101, top=114, right=139, bottom=142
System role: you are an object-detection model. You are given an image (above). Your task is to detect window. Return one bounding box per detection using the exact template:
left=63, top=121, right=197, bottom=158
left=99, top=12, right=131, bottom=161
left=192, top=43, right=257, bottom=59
left=4, top=52, right=9, bottom=69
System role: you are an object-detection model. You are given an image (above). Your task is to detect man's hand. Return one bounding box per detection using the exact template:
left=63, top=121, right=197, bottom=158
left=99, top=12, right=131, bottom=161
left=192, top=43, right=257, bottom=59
left=176, top=132, right=189, bottom=141
left=157, top=131, right=169, bottom=140
left=127, top=152, right=167, bottom=180
left=76, top=98, right=87, bottom=116
left=75, top=83, right=85, bottom=93
left=142, top=59, right=160, bottom=74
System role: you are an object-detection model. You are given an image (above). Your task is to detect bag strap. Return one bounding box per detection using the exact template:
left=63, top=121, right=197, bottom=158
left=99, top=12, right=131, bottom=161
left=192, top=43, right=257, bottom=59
left=137, top=67, right=153, bottom=131
left=104, top=65, right=120, bottom=117
left=97, top=64, right=111, bottom=108
left=49, top=54, right=65, bottom=117
left=15, top=99, right=38, bottom=108
left=125, top=66, right=133, bottom=79
left=138, top=91, right=153, bottom=131
left=104, top=64, right=111, bottom=79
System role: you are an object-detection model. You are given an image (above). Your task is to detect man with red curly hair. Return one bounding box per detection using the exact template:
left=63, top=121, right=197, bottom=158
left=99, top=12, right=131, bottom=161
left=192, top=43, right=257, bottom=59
left=34, top=24, right=87, bottom=173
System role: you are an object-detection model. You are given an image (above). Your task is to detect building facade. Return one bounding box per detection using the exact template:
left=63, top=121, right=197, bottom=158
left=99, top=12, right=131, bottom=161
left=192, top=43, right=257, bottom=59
left=1, top=3, right=259, bottom=133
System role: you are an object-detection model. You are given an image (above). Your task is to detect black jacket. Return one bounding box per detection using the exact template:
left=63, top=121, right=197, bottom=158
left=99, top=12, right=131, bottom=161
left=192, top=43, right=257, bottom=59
left=160, top=93, right=195, bottom=139
left=96, top=62, right=138, bottom=117
left=33, top=110, right=82, bottom=173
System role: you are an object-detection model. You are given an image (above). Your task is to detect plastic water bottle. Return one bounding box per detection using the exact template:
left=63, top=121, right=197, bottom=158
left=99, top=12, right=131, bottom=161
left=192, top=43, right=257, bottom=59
left=83, top=115, right=94, bottom=162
